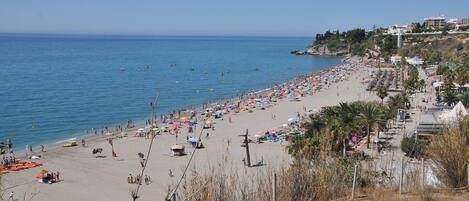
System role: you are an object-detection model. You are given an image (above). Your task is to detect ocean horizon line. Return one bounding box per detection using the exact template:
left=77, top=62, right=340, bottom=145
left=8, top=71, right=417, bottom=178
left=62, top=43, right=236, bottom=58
left=0, top=32, right=315, bottom=39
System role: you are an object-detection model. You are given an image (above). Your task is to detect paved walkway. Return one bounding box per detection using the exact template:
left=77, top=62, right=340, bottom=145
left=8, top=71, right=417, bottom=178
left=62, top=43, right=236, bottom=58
left=362, top=66, right=435, bottom=187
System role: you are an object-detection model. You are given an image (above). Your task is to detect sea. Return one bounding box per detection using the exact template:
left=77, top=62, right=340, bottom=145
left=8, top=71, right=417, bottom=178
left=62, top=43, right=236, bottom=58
left=0, top=33, right=341, bottom=151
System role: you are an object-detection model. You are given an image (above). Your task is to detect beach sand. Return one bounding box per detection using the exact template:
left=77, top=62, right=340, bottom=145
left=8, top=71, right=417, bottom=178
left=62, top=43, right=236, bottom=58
left=2, top=64, right=379, bottom=201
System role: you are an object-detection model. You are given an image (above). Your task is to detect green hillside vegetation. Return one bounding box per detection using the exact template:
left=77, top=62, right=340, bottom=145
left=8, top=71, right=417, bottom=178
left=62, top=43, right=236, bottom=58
left=313, top=28, right=398, bottom=60
left=313, top=28, right=468, bottom=66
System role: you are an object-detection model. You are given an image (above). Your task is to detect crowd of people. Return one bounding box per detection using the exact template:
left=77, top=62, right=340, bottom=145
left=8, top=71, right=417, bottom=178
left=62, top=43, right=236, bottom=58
left=131, top=60, right=364, bottom=141
left=1, top=155, right=16, bottom=167
left=127, top=174, right=152, bottom=185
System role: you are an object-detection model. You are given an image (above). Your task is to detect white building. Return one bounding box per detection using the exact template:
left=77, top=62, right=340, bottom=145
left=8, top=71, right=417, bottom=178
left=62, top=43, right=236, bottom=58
left=386, top=24, right=411, bottom=35
left=406, top=56, right=424, bottom=66
left=390, top=55, right=402, bottom=65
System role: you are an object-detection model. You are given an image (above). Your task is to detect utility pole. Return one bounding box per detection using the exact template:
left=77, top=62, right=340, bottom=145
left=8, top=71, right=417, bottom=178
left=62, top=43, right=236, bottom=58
left=351, top=164, right=358, bottom=200
left=241, top=129, right=251, bottom=167
left=272, top=172, right=277, bottom=201
left=421, top=158, right=425, bottom=189
left=399, top=157, right=404, bottom=195
left=150, top=102, right=155, bottom=126
left=135, top=90, right=160, bottom=200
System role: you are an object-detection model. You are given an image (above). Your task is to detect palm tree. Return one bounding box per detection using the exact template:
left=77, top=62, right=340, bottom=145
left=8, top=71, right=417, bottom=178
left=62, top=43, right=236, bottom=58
left=336, top=102, right=362, bottom=155
left=325, top=117, right=344, bottom=155
left=359, top=103, right=382, bottom=148
left=387, top=93, right=410, bottom=114
left=455, top=66, right=469, bottom=92
left=418, top=79, right=426, bottom=92
left=443, top=69, right=455, bottom=91
left=320, top=102, right=361, bottom=155
left=376, top=106, right=392, bottom=137
left=303, top=113, right=326, bottom=138
left=376, top=85, right=389, bottom=104
left=443, top=89, right=458, bottom=106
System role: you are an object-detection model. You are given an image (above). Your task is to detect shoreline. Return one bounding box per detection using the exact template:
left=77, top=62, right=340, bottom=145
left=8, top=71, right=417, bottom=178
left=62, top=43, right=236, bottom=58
left=11, top=57, right=343, bottom=156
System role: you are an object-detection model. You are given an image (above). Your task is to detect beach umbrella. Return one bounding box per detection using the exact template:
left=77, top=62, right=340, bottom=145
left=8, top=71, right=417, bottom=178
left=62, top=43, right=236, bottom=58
left=254, top=134, right=264, bottom=138
left=188, top=136, right=199, bottom=143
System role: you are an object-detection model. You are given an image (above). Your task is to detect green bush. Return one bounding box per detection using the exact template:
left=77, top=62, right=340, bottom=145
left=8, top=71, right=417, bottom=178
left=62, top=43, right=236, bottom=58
left=401, top=137, right=425, bottom=158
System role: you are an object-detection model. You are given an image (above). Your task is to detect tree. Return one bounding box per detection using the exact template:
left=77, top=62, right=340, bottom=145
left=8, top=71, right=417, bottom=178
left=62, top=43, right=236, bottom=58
left=359, top=103, right=382, bottom=148
left=401, top=136, right=425, bottom=158
left=296, top=102, right=393, bottom=158
left=443, top=69, right=455, bottom=90
left=426, top=117, right=469, bottom=188
left=443, top=89, right=458, bottom=106
left=455, top=66, right=469, bottom=92
left=345, top=28, right=366, bottom=44
left=376, top=85, right=389, bottom=104
left=418, top=79, right=426, bottom=92
left=303, top=113, right=326, bottom=137
left=411, top=22, right=423, bottom=33
left=387, top=93, right=410, bottom=114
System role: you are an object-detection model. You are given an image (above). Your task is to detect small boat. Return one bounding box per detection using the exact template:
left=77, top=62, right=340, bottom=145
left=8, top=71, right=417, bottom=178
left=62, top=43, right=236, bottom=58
left=63, top=141, right=78, bottom=147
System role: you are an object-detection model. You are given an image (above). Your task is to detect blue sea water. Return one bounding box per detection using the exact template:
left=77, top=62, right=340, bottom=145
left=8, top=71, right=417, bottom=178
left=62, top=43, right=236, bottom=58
left=0, top=34, right=341, bottom=151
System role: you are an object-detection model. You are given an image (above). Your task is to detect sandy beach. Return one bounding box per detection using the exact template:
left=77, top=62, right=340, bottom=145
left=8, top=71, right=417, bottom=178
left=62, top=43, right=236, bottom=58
left=2, top=60, right=379, bottom=201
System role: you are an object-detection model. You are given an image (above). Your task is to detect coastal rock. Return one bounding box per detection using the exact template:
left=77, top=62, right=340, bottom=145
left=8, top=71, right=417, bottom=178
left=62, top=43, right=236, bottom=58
left=306, top=42, right=348, bottom=56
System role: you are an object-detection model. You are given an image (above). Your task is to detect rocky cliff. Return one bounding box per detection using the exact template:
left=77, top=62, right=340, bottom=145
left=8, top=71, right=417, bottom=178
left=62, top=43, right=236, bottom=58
left=305, top=41, right=348, bottom=56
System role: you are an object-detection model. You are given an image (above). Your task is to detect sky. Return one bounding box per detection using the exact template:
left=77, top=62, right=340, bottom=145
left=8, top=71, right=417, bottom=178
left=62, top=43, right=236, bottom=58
left=1, top=0, right=468, bottom=36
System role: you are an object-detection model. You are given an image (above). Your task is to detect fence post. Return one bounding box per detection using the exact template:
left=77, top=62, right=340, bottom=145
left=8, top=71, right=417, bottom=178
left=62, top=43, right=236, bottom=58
left=351, top=164, right=358, bottom=200
left=272, top=172, right=277, bottom=201
left=421, top=158, right=425, bottom=189
left=399, top=157, right=404, bottom=195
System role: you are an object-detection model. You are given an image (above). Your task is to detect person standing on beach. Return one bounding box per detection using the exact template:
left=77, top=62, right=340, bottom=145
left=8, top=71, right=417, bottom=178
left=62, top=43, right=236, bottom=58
left=7, top=138, right=12, bottom=151
left=40, top=145, right=45, bottom=152
left=25, top=145, right=29, bottom=158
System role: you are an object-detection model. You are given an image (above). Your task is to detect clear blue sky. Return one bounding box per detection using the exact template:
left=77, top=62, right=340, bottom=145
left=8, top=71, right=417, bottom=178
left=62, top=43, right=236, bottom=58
left=1, top=0, right=467, bottom=36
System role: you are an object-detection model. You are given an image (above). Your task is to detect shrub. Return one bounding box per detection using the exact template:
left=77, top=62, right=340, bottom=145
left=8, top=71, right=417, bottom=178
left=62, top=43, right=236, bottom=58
left=426, top=117, right=469, bottom=188
left=401, top=136, right=425, bottom=158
